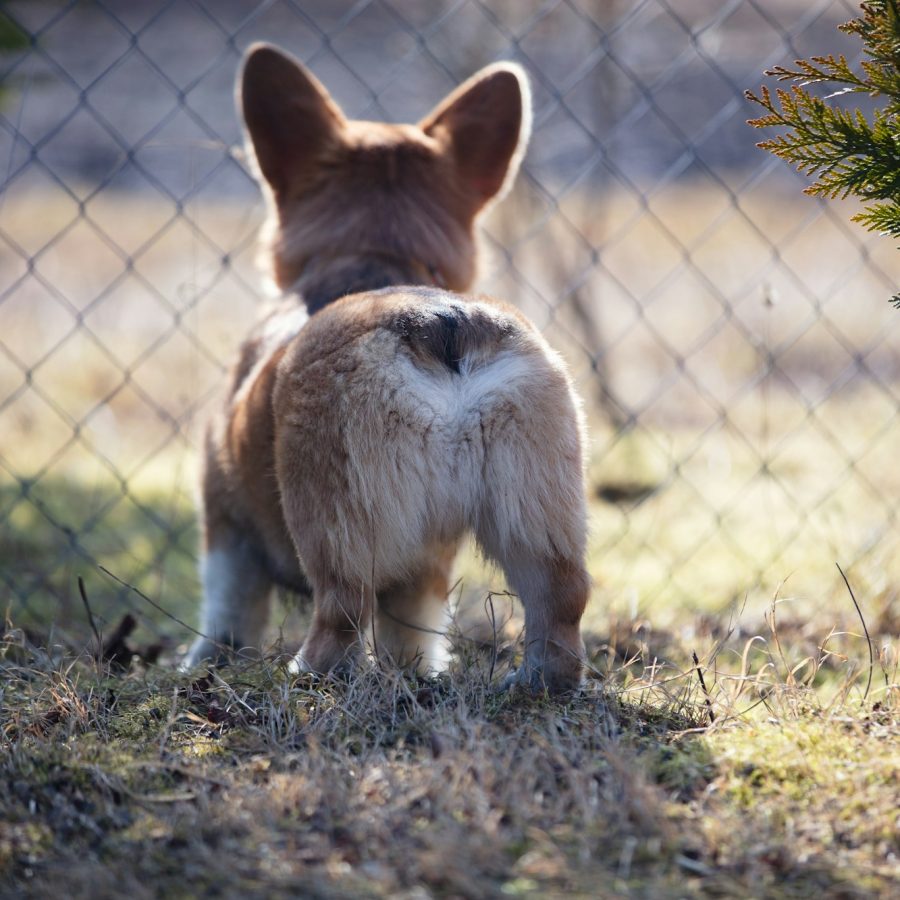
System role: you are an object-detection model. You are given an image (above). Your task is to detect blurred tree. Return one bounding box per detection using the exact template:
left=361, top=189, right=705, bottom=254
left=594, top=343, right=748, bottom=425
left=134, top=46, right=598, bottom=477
left=745, top=0, right=900, bottom=305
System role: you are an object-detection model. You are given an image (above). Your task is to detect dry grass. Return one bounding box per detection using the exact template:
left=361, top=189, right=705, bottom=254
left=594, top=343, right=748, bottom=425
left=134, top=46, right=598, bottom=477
left=1, top=604, right=897, bottom=898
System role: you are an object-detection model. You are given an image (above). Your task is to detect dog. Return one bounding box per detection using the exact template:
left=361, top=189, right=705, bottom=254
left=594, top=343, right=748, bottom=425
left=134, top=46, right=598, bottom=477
left=183, top=44, right=590, bottom=693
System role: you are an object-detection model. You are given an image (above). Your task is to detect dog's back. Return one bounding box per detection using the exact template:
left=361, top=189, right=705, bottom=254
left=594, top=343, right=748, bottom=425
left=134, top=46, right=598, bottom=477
left=185, top=46, right=590, bottom=693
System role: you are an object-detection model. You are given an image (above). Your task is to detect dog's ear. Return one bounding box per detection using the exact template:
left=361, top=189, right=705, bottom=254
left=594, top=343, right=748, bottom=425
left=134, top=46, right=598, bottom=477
left=420, top=63, right=531, bottom=212
left=240, top=44, right=345, bottom=195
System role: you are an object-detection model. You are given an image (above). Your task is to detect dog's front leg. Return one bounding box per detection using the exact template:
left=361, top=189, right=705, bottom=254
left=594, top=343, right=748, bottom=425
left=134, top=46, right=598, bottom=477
left=183, top=532, right=273, bottom=668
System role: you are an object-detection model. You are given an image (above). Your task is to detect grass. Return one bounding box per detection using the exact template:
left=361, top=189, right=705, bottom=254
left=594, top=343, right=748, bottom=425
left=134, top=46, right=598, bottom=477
left=0, top=476, right=199, bottom=645
left=1, top=608, right=897, bottom=898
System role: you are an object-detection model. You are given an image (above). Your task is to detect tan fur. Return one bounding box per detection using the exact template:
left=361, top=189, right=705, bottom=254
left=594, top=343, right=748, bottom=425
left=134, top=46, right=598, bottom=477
left=184, top=45, right=589, bottom=693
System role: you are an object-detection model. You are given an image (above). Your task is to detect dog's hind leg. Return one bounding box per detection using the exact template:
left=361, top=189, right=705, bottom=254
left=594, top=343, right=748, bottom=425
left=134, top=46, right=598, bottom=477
left=290, top=577, right=373, bottom=676
left=374, top=547, right=456, bottom=673
left=473, top=366, right=590, bottom=693
left=494, top=552, right=589, bottom=693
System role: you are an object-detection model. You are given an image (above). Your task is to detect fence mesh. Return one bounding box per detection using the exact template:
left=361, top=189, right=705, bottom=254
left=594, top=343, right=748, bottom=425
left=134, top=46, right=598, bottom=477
left=1, top=0, right=898, bottom=648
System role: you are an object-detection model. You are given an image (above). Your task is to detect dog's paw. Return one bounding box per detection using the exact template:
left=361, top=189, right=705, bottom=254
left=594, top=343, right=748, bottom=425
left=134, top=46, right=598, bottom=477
left=286, top=652, right=311, bottom=677
left=180, top=637, right=221, bottom=673
left=180, top=637, right=261, bottom=672
left=498, top=666, right=537, bottom=694
left=498, top=665, right=583, bottom=697
left=286, top=651, right=359, bottom=683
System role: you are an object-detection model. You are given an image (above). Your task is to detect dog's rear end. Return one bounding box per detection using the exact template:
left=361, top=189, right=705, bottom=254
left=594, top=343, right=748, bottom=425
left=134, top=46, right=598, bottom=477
left=185, top=45, right=589, bottom=692
left=276, top=288, right=588, bottom=690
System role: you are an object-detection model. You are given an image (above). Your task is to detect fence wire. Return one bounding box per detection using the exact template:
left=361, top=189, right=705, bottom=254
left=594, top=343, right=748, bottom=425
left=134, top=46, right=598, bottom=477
left=1, top=0, right=897, bottom=646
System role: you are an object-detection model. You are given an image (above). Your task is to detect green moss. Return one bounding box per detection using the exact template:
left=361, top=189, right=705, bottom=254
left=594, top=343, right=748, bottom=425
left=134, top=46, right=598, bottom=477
left=108, top=693, right=173, bottom=743
left=704, top=718, right=900, bottom=861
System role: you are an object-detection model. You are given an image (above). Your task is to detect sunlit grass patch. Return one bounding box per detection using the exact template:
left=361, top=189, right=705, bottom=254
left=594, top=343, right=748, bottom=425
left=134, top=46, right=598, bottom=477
left=584, top=391, right=900, bottom=632
left=697, top=717, right=900, bottom=892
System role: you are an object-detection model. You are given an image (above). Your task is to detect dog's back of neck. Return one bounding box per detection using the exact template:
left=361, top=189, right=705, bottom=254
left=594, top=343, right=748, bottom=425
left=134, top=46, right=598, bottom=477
left=291, top=250, right=444, bottom=314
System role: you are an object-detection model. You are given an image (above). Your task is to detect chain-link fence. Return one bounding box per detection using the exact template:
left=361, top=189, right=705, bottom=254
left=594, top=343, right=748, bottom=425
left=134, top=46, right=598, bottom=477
left=2, top=0, right=898, bottom=649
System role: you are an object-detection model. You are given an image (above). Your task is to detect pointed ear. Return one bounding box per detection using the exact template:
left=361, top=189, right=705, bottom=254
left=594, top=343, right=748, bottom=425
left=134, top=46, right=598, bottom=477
left=239, top=44, right=345, bottom=195
left=420, top=63, right=531, bottom=211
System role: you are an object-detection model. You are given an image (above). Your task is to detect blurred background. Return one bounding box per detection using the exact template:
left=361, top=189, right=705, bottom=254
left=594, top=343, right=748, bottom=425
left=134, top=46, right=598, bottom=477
left=1, top=0, right=898, bottom=654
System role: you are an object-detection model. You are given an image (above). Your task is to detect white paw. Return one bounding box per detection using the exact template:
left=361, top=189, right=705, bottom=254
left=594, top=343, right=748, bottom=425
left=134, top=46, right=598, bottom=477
left=180, top=637, right=219, bottom=672
left=286, top=652, right=311, bottom=676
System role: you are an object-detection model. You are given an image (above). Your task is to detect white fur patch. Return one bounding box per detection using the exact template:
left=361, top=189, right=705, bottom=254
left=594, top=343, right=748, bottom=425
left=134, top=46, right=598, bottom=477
left=374, top=591, right=450, bottom=673
left=198, top=546, right=272, bottom=646
left=260, top=304, right=309, bottom=346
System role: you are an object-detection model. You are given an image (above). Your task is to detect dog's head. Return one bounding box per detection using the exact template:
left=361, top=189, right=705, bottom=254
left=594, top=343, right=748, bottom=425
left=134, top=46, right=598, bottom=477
left=239, top=44, right=531, bottom=294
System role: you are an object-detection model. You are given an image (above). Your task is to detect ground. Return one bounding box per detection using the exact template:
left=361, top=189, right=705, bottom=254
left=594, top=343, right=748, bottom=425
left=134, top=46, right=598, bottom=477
left=1, top=578, right=898, bottom=898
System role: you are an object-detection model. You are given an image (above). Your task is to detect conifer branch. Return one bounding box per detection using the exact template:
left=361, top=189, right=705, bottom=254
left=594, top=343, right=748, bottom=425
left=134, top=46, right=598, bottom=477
left=746, top=1, right=900, bottom=305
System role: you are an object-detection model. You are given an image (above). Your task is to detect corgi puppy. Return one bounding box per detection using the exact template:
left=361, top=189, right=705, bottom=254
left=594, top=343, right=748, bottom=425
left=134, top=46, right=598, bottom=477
left=184, top=44, right=589, bottom=693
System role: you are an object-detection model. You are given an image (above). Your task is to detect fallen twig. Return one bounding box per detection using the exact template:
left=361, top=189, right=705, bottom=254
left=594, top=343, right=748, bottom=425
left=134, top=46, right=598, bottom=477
left=692, top=650, right=716, bottom=724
